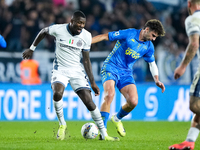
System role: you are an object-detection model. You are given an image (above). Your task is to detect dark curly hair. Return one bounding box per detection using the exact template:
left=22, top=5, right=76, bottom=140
left=143, top=19, right=165, bottom=37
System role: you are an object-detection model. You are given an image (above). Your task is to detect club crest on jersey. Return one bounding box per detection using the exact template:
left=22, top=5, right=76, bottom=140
left=69, top=39, right=74, bottom=44
left=77, top=40, right=82, bottom=47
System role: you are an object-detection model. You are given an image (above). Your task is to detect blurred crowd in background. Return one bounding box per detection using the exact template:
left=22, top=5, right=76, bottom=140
left=0, top=0, right=188, bottom=54
left=0, top=0, right=193, bottom=84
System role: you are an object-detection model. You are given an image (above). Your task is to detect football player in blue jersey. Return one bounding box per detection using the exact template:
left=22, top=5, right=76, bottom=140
left=92, top=19, right=166, bottom=138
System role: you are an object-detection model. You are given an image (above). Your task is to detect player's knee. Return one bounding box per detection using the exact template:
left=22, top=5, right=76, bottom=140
left=85, top=101, right=96, bottom=111
left=189, top=97, right=200, bottom=115
left=190, top=104, right=195, bottom=113
left=104, top=92, right=115, bottom=104
left=53, top=91, right=63, bottom=101
left=189, top=103, right=200, bottom=115
left=190, top=104, right=199, bottom=115
left=128, top=97, right=138, bottom=108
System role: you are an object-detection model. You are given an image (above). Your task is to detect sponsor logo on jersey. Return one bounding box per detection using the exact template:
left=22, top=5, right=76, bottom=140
left=60, top=43, right=79, bottom=51
left=125, top=48, right=140, bottom=59
left=114, top=31, right=120, bottom=36
left=77, top=40, right=82, bottom=47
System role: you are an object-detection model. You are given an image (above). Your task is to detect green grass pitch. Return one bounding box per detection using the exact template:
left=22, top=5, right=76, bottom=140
left=0, top=121, right=199, bottom=150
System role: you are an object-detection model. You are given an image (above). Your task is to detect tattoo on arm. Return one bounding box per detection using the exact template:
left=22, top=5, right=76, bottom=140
left=182, top=34, right=199, bottom=66
left=183, top=45, right=195, bottom=65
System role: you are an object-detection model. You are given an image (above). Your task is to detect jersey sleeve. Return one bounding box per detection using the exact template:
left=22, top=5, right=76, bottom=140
left=143, top=42, right=155, bottom=63
left=82, top=32, right=92, bottom=52
left=108, top=29, right=131, bottom=41
left=48, top=24, right=59, bottom=37
left=185, top=16, right=200, bottom=36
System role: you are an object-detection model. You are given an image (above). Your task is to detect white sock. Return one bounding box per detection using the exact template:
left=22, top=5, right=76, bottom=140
left=113, top=114, right=120, bottom=122
left=186, top=127, right=199, bottom=142
left=53, top=99, right=66, bottom=126
left=90, top=107, right=108, bottom=139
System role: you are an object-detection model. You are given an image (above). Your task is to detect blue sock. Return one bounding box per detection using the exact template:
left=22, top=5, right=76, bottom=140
left=100, top=112, right=109, bottom=129
left=116, top=107, right=130, bottom=120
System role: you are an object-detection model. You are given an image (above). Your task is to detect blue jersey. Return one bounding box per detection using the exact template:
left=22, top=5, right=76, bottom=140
left=104, top=28, right=155, bottom=72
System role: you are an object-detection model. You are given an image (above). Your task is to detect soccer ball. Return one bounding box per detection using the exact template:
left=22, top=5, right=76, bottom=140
left=81, top=122, right=98, bottom=139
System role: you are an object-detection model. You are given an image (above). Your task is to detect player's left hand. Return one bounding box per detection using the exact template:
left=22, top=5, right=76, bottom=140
left=155, top=81, right=165, bottom=93
left=91, top=83, right=100, bottom=96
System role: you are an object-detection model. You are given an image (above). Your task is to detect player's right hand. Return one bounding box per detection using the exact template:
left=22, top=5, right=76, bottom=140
left=91, top=83, right=100, bottom=96
left=155, top=81, right=165, bottom=93
left=22, top=49, right=33, bottom=59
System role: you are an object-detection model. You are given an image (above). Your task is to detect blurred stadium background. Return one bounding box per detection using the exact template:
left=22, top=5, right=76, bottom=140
left=0, top=0, right=195, bottom=122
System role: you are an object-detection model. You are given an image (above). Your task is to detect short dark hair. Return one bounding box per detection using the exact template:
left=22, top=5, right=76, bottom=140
left=144, top=19, right=165, bottom=37
left=72, top=10, right=86, bottom=19
left=190, top=0, right=200, bottom=4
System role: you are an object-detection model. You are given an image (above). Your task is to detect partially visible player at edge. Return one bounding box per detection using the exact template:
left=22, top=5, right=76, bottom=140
left=0, top=34, right=7, bottom=48
left=92, top=19, right=165, bottom=139
left=169, top=0, right=200, bottom=150
left=22, top=10, right=119, bottom=141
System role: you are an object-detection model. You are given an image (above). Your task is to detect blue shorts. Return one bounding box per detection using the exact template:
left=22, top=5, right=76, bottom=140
left=100, top=64, right=135, bottom=91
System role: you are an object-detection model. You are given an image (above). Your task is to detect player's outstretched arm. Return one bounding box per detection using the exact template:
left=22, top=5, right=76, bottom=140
left=149, top=61, right=165, bottom=93
left=174, top=34, right=199, bottom=80
left=82, top=50, right=100, bottom=96
left=92, top=33, right=109, bottom=44
left=22, top=27, right=49, bottom=59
